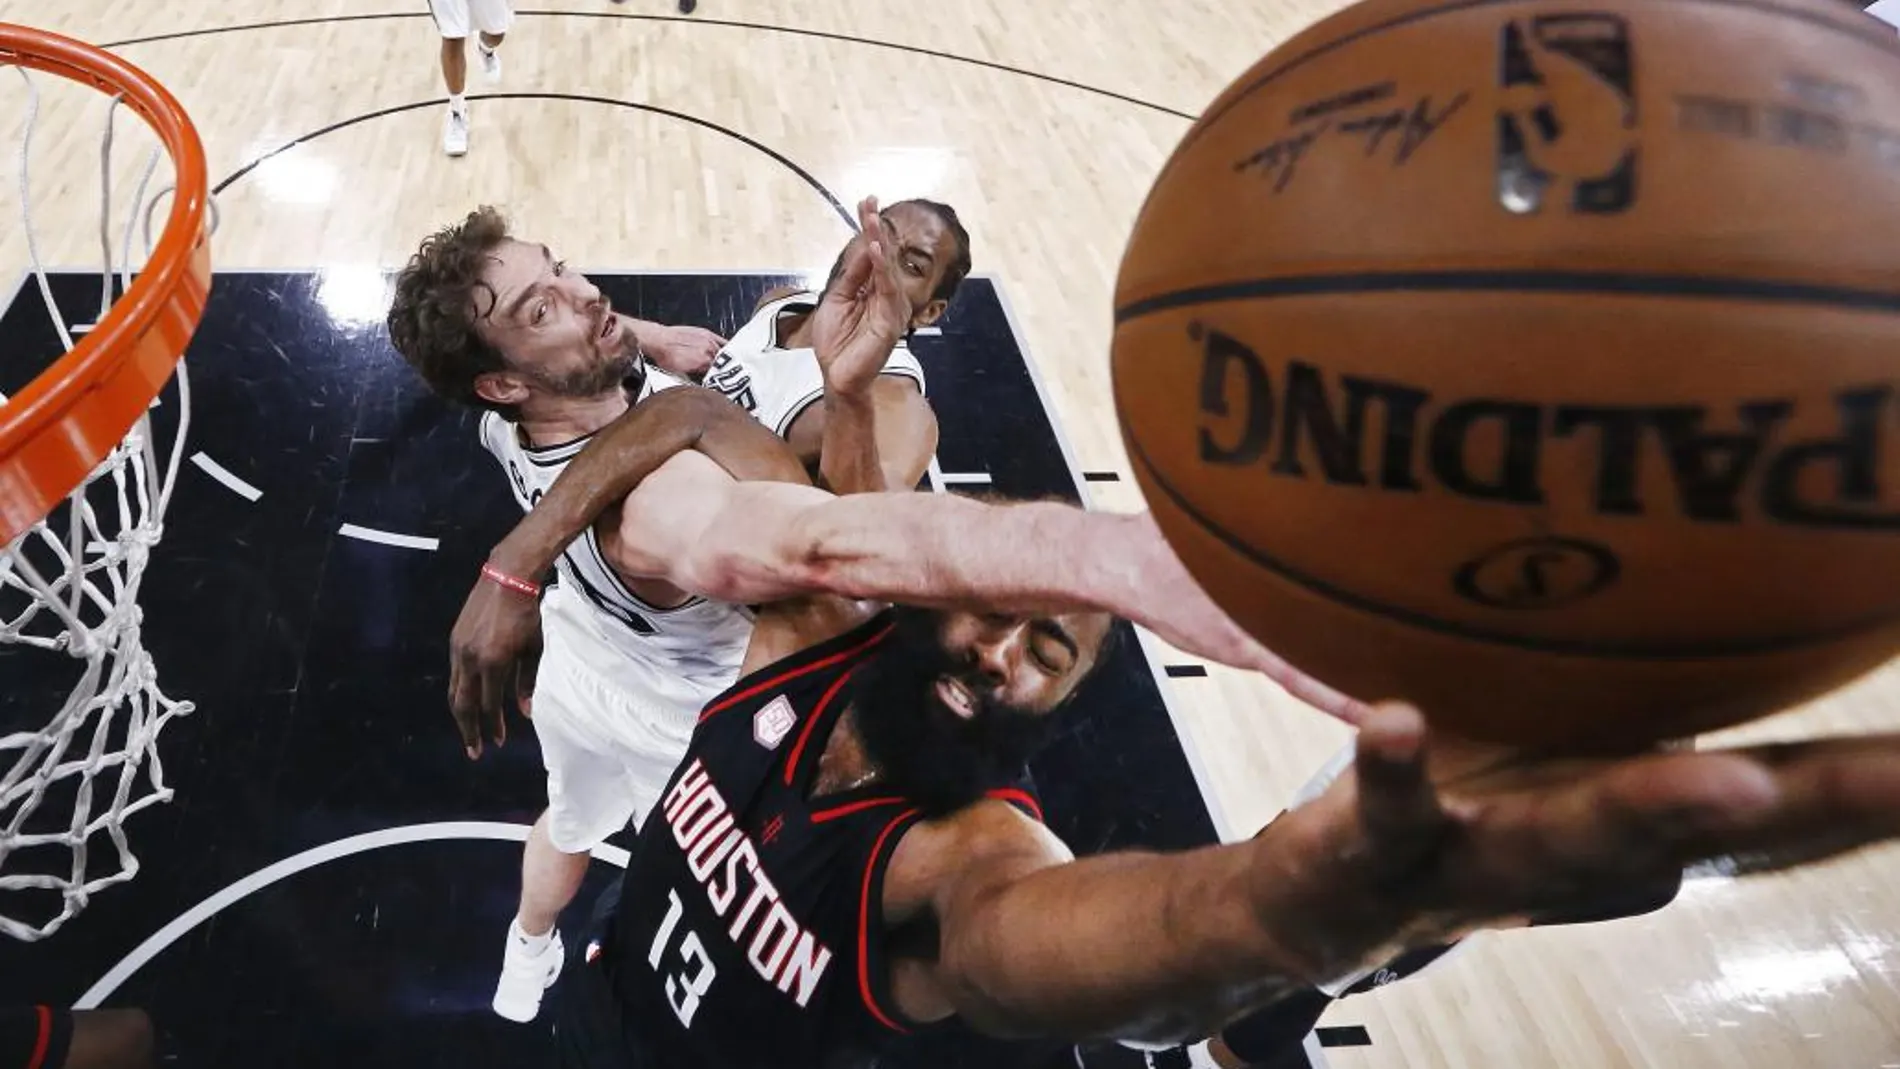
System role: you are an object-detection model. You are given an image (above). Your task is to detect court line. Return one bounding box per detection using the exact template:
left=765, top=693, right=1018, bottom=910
left=937, top=471, right=994, bottom=486
left=210, top=94, right=855, bottom=231
left=188, top=452, right=262, bottom=502
left=338, top=523, right=439, bottom=552
left=98, top=12, right=1194, bottom=121
left=75, top=821, right=629, bottom=1008
left=986, top=277, right=1240, bottom=844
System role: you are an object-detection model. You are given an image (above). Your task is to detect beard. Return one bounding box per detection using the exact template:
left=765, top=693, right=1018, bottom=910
left=525, top=335, right=641, bottom=398
left=850, top=607, right=1059, bottom=816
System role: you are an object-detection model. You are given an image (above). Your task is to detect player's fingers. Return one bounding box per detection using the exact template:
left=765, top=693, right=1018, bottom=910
left=447, top=653, right=482, bottom=759
left=1244, top=640, right=1373, bottom=726
left=472, top=658, right=508, bottom=750
left=833, top=234, right=874, bottom=300
left=1665, top=736, right=1900, bottom=870
left=856, top=195, right=881, bottom=237
left=1353, top=704, right=1445, bottom=860
left=1493, top=750, right=1778, bottom=892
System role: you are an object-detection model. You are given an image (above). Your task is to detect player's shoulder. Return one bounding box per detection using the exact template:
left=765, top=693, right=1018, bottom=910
left=751, top=284, right=814, bottom=316
left=477, top=409, right=515, bottom=458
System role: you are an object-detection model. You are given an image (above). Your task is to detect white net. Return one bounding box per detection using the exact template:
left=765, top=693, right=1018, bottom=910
left=0, top=63, right=210, bottom=942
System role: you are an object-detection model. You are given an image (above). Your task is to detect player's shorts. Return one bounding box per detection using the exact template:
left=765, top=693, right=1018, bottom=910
left=0, top=1005, right=72, bottom=1069
left=533, top=645, right=698, bottom=855
left=427, top=0, right=514, bottom=38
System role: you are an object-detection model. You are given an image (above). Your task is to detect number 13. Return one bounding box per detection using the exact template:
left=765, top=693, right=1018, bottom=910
left=648, top=888, right=717, bottom=1027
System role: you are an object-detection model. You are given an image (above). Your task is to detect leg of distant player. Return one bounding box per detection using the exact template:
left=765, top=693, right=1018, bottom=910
left=429, top=1, right=472, bottom=156
left=471, top=0, right=510, bottom=85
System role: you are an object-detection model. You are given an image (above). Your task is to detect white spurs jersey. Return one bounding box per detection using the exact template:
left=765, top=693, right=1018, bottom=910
left=640, top=289, right=928, bottom=431
left=478, top=291, right=928, bottom=709
left=480, top=411, right=756, bottom=714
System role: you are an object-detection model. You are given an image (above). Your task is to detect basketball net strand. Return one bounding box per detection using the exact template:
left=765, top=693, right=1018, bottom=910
left=2, top=67, right=217, bottom=942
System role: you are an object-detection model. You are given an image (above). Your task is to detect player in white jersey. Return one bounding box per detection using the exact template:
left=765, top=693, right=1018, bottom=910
left=387, top=196, right=970, bottom=1023
left=643, top=286, right=932, bottom=491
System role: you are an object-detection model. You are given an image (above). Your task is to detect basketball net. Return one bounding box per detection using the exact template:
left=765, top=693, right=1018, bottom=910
left=0, top=65, right=215, bottom=942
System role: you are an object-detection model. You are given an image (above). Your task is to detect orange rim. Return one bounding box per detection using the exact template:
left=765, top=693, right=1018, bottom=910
left=0, top=24, right=211, bottom=546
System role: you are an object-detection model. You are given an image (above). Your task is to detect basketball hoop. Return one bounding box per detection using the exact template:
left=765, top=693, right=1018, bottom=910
left=0, top=25, right=211, bottom=941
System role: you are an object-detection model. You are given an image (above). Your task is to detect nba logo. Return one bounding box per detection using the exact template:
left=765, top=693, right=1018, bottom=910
left=753, top=695, right=795, bottom=749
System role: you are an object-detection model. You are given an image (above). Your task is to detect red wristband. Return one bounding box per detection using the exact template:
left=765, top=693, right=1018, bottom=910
left=480, top=562, right=543, bottom=598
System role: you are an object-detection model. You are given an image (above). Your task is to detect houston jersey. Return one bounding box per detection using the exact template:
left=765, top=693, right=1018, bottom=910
left=592, top=612, right=1041, bottom=1069
left=643, top=290, right=928, bottom=436
left=479, top=409, right=755, bottom=712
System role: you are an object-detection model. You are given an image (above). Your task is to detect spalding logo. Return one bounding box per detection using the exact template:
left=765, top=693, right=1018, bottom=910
left=1191, top=324, right=1900, bottom=531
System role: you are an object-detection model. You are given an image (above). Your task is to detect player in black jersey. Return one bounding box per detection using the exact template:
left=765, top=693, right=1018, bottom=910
left=448, top=230, right=1900, bottom=1069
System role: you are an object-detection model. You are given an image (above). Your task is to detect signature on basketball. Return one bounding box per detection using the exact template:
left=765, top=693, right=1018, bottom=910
left=1234, top=87, right=1471, bottom=194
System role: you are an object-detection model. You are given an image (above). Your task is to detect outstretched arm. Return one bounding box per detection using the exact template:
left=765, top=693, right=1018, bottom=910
left=902, top=705, right=1900, bottom=1045
left=802, top=197, right=938, bottom=494
left=607, top=456, right=1363, bottom=720
left=479, top=386, right=809, bottom=587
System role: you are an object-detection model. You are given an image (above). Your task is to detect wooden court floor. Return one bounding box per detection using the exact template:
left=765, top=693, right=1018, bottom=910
left=3, top=2, right=1899, bottom=1066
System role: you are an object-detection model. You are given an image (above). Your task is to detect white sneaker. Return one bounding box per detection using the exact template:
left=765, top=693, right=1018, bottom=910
left=479, top=45, right=502, bottom=84
left=492, top=921, right=563, bottom=1022
left=443, top=108, right=470, bottom=157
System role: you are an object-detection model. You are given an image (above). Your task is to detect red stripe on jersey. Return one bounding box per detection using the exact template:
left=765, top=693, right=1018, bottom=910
left=858, top=808, right=922, bottom=1034
left=25, top=1006, right=51, bottom=1069
left=985, top=787, right=1043, bottom=823
left=808, top=795, right=908, bottom=823
left=783, top=665, right=860, bottom=786
left=699, top=622, right=892, bottom=722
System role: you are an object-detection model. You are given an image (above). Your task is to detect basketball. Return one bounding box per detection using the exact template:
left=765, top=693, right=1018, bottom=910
left=1113, top=0, right=1900, bottom=746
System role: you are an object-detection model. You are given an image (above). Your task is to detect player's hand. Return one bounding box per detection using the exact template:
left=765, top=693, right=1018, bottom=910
left=1118, top=511, right=1374, bottom=725
left=812, top=197, right=911, bottom=397
left=1269, top=704, right=1900, bottom=977
left=638, top=322, right=727, bottom=381
left=447, top=566, right=545, bottom=759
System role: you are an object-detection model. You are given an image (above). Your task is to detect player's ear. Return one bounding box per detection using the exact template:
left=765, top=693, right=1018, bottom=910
left=911, top=298, right=948, bottom=329
left=475, top=370, right=530, bottom=408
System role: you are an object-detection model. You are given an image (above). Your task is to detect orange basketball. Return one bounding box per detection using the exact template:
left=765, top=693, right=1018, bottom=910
left=1113, top=0, right=1900, bottom=747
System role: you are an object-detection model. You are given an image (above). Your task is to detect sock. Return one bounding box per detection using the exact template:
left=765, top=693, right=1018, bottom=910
left=479, top=42, right=497, bottom=58
left=511, top=918, right=554, bottom=955
left=449, top=93, right=467, bottom=115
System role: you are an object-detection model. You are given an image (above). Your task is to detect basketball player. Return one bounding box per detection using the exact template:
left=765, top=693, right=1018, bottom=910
left=386, top=197, right=970, bottom=1022
left=427, top=0, right=512, bottom=156
left=686, top=195, right=968, bottom=494
left=442, top=270, right=1900, bottom=1068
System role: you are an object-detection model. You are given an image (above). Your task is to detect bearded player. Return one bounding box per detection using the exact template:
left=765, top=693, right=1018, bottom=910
left=443, top=233, right=1900, bottom=1069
